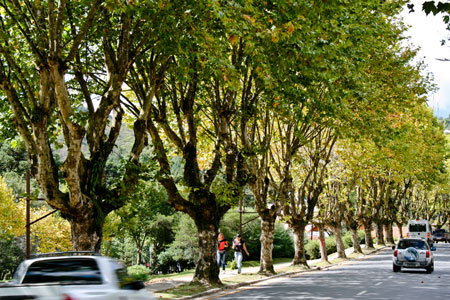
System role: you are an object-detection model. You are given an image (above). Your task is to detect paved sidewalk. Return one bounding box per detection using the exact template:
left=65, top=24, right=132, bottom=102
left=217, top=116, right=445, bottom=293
left=145, top=246, right=387, bottom=294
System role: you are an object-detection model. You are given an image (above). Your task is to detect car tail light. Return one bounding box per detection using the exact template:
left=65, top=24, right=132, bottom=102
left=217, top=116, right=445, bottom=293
left=64, top=295, right=77, bottom=300
left=426, top=251, right=430, bottom=258
left=394, top=250, right=398, bottom=257
left=427, top=233, right=430, bottom=239
left=406, top=233, right=409, bottom=238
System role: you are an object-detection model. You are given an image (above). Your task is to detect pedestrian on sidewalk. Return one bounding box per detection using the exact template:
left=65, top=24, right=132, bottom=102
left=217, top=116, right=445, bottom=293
left=217, top=233, right=229, bottom=271
left=233, top=234, right=249, bottom=274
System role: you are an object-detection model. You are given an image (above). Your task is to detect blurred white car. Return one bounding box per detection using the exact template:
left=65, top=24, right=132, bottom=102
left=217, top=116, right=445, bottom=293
left=0, top=252, right=156, bottom=300
left=392, top=238, right=435, bottom=273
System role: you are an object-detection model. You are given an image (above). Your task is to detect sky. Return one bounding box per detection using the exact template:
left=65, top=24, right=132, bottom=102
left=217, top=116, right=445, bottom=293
left=401, top=0, right=450, bottom=119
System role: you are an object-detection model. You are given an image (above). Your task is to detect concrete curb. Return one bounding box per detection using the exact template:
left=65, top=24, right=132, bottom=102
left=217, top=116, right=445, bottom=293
left=173, top=246, right=390, bottom=299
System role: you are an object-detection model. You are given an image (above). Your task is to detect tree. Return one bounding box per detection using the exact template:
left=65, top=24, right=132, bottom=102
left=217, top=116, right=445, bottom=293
left=277, top=128, right=337, bottom=266
left=0, top=175, right=71, bottom=276
left=0, top=1, right=162, bottom=251
left=116, top=180, right=172, bottom=264
left=127, top=1, right=275, bottom=285
left=0, top=176, right=24, bottom=239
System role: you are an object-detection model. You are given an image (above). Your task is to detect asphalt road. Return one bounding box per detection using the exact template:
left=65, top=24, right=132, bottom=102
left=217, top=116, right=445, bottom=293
left=202, top=243, right=450, bottom=300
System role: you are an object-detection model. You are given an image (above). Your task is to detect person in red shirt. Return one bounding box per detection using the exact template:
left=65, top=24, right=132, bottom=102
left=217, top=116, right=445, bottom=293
left=217, top=233, right=229, bottom=271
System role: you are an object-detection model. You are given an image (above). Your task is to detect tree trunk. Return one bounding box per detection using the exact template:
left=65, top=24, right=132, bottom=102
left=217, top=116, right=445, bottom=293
left=363, top=222, right=374, bottom=249
left=259, top=214, right=276, bottom=274
left=137, top=246, right=142, bottom=265
left=192, top=222, right=221, bottom=286
left=385, top=223, right=395, bottom=245
left=333, top=224, right=346, bottom=259
left=319, top=225, right=329, bottom=263
left=291, top=223, right=308, bottom=266
left=396, top=222, right=403, bottom=239
left=70, top=217, right=103, bottom=252
left=350, top=227, right=363, bottom=254
left=375, top=221, right=385, bottom=246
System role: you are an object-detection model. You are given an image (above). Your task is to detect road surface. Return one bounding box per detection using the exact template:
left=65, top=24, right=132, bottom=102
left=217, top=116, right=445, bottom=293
left=201, top=243, right=450, bottom=299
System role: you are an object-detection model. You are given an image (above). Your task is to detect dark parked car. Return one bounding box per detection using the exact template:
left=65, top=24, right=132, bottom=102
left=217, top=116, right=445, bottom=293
left=432, top=228, right=449, bottom=243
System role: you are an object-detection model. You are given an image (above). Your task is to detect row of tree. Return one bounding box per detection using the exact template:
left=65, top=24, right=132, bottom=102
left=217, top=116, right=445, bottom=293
left=0, top=0, right=449, bottom=286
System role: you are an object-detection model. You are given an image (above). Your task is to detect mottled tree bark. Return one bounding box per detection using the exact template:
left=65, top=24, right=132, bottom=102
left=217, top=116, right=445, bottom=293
left=292, top=223, right=308, bottom=266
left=375, top=221, right=385, bottom=246
left=333, top=224, right=346, bottom=259
left=350, top=227, right=363, bottom=254
left=259, top=214, right=276, bottom=274
left=385, top=222, right=395, bottom=244
left=363, top=222, right=375, bottom=249
left=396, top=222, right=404, bottom=239
left=69, top=216, right=104, bottom=252
left=192, top=222, right=221, bottom=285
left=319, top=226, right=329, bottom=263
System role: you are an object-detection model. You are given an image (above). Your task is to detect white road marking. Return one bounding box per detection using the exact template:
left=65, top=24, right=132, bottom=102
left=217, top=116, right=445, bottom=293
left=357, top=291, right=367, bottom=296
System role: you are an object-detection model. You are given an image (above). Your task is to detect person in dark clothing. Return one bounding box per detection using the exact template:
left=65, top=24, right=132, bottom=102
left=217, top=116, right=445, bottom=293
left=232, top=234, right=249, bottom=274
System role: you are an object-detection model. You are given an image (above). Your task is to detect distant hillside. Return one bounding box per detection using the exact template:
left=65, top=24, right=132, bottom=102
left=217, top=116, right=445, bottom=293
left=54, top=123, right=135, bottom=162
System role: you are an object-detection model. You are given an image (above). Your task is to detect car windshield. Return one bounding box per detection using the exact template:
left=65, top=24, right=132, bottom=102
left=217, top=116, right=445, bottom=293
left=409, top=224, right=426, bottom=232
left=433, top=229, right=445, bottom=234
left=398, top=240, right=428, bottom=250
left=22, top=258, right=102, bottom=284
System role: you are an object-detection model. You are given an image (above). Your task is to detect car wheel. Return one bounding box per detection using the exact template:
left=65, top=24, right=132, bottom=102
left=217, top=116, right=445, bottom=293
left=393, top=264, right=401, bottom=272
left=426, top=263, right=434, bottom=274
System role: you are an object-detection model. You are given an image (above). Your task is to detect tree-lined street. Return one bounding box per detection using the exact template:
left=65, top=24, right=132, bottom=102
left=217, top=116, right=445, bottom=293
left=1, top=0, right=450, bottom=292
left=203, top=244, right=450, bottom=299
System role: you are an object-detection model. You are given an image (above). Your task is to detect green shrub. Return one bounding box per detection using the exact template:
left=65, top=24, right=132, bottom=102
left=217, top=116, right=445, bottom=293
left=343, top=232, right=352, bottom=248
left=230, top=259, right=237, bottom=270
left=325, top=236, right=337, bottom=254
left=343, top=230, right=366, bottom=248
left=273, top=224, right=295, bottom=258
left=127, top=265, right=151, bottom=281
left=304, top=236, right=339, bottom=260
left=0, top=236, right=25, bottom=280
left=342, top=230, right=365, bottom=248
left=305, top=240, right=320, bottom=260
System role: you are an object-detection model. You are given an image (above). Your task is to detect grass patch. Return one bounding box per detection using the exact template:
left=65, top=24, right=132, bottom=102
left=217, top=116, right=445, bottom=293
left=236, top=258, right=291, bottom=270
left=147, top=269, right=195, bottom=282
left=222, top=273, right=270, bottom=285
left=330, top=257, right=349, bottom=264
left=241, top=260, right=260, bottom=268
left=273, top=257, right=293, bottom=264
left=310, top=260, right=332, bottom=268
left=154, top=282, right=216, bottom=299
left=347, top=252, right=363, bottom=259
left=276, top=264, right=310, bottom=273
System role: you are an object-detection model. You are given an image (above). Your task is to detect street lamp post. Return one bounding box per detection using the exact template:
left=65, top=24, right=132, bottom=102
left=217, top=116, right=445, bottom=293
left=26, top=170, right=31, bottom=259
left=239, top=197, right=243, bottom=236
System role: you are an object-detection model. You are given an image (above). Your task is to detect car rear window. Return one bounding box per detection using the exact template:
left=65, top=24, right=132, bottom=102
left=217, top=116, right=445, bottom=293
left=409, top=224, right=426, bottom=232
left=22, top=258, right=102, bottom=284
left=398, top=240, right=427, bottom=250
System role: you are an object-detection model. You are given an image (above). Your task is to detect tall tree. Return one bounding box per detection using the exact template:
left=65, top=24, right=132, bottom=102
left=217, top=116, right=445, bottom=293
left=0, top=1, right=160, bottom=251
left=127, top=1, right=257, bottom=285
